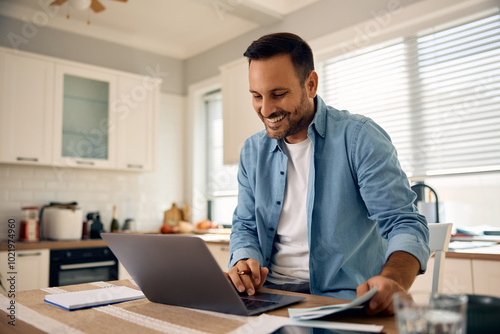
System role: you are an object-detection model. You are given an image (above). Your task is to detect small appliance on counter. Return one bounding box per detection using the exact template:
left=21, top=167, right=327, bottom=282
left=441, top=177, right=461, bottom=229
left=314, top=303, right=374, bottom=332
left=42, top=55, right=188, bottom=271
left=41, top=202, right=83, bottom=241
left=411, top=182, right=440, bottom=223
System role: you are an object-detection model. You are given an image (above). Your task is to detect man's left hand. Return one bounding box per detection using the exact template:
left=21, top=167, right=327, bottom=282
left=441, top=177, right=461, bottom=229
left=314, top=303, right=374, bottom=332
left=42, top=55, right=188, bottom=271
left=357, top=275, right=407, bottom=315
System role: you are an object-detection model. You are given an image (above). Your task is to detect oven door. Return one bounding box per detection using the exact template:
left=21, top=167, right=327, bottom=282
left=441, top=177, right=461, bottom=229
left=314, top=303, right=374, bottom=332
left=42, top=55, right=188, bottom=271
left=49, top=247, right=119, bottom=287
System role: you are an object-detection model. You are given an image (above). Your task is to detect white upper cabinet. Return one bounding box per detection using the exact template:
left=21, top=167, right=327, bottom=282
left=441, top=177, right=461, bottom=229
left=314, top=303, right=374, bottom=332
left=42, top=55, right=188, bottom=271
left=115, top=76, right=160, bottom=171
left=0, top=51, right=54, bottom=165
left=0, top=47, right=161, bottom=172
left=220, top=58, right=264, bottom=165
left=53, top=64, right=118, bottom=169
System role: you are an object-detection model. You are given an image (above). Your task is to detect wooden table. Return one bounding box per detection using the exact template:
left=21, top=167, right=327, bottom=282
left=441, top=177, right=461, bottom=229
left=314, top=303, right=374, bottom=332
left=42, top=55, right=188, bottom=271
left=0, top=280, right=397, bottom=334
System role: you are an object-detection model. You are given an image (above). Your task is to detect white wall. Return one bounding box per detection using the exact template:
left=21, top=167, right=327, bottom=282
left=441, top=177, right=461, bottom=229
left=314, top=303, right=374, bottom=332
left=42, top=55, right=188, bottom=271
left=422, top=173, right=500, bottom=228
left=0, top=93, right=186, bottom=240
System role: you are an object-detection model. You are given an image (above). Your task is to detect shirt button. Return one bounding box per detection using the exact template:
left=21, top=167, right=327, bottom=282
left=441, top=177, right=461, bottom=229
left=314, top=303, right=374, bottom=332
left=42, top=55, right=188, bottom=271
left=280, top=171, right=284, bottom=175
left=276, top=201, right=281, bottom=205
left=266, top=258, right=269, bottom=261
left=269, top=227, right=275, bottom=232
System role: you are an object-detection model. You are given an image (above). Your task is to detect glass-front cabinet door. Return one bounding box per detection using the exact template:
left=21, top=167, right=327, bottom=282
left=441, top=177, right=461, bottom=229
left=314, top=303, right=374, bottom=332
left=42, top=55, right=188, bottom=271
left=53, top=65, right=117, bottom=169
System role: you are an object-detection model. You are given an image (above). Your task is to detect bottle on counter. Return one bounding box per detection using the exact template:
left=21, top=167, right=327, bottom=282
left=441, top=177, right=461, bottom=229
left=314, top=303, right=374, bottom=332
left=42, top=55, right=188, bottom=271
left=110, top=205, right=120, bottom=233
left=20, top=206, right=39, bottom=241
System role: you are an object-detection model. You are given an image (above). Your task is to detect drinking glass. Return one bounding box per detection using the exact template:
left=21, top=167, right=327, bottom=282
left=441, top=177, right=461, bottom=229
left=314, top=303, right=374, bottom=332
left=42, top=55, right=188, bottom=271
left=394, top=291, right=468, bottom=334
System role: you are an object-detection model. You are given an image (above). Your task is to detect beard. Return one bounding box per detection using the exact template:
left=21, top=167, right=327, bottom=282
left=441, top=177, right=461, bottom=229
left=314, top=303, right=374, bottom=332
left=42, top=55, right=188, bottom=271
left=259, top=89, right=314, bottom=140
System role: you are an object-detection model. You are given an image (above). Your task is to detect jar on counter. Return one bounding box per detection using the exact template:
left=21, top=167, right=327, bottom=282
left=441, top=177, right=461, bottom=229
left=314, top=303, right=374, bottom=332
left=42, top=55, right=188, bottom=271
left=20, top=206, right=39, bottom=241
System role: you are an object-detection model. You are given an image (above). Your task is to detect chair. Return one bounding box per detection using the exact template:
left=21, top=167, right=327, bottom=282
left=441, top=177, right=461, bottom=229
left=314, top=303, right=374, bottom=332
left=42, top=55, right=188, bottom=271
left=428, top=223, right=453, bottom=294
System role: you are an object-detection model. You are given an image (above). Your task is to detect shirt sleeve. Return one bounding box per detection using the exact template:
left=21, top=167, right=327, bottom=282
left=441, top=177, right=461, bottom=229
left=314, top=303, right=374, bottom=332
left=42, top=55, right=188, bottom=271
left=228, top=142, right=265, bottom=268
left=352, top=118, right=431, bottom=273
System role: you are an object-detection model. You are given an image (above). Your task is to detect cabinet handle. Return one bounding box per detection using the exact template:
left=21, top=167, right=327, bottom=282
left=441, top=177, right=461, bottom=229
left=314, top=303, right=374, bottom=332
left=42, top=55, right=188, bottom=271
left=220, top=246, right=230, bottom=252
left=127, top=164, right=143, bottom=169
left=18, top=252, right=42, bottom=257
left=76, top=160, right=95, bottom=166
left=17, top=157, right=38, bottom=162
left=60, top=260, right=116, bottom=270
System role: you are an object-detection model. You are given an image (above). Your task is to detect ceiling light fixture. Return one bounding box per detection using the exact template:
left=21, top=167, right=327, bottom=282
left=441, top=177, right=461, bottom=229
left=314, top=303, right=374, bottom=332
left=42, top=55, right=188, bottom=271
left=51, top=0, right=128, bottom=25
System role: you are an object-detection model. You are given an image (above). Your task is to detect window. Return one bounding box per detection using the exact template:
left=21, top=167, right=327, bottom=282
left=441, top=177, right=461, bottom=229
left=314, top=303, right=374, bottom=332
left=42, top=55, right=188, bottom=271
left=318, top=12, right=500, bottom=177
left=205, top=90, right=238, bottom=225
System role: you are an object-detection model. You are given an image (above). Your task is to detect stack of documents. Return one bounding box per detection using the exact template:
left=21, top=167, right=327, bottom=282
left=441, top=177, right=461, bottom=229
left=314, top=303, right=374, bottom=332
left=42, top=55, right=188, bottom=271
left=288, top=287, right=378, bottom=320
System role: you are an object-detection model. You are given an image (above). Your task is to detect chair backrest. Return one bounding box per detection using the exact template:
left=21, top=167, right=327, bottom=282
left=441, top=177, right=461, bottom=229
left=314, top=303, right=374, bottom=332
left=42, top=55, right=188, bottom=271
left=428, top=223, right=453, bottom=294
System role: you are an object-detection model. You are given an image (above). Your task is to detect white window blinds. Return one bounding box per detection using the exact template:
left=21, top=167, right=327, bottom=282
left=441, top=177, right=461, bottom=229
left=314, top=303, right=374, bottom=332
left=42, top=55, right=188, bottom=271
left=205, top=91, right=238, bottom=197
left=319, top=12, right=500, bottom=177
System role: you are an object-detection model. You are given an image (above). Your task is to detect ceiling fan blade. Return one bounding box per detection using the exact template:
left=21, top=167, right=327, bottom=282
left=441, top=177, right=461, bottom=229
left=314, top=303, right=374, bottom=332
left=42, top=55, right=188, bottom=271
left=50, top=0, right=68, bottom=6
left=90, top=0, right=106, bottom=13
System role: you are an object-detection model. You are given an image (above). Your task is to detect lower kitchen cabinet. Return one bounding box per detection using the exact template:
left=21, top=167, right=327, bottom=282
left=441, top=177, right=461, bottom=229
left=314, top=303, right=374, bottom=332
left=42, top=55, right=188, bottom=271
left=410, top=255, right=500, bottom=297
left=472, top=259, right=500, bottom=297
left=118, top=261, right=132, bottom=280
left=0, top=249, right=49, bottom=292
left=205, top=243, right=230, bottom=271
left=410, top=257, right=474, bottom=294
left=441, top=258, right=474, bottom=294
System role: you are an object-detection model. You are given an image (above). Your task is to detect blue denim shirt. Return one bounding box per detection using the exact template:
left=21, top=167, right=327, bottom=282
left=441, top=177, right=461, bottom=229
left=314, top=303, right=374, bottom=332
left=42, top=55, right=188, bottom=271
left=229, top=95, right=430, bottom=300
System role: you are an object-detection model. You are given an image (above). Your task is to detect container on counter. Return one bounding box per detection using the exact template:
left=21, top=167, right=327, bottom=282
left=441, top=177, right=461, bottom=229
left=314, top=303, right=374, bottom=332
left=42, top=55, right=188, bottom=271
left=20, top=206, right=39, bottom=241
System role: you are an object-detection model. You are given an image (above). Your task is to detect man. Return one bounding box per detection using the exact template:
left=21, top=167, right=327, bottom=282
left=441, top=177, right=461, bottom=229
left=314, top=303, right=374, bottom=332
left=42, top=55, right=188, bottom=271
left=227, top=32, right=430, bottom=315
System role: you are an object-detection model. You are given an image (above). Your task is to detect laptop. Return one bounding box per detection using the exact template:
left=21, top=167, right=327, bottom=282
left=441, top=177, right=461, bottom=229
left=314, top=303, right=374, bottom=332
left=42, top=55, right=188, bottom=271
left=101, top=233, right=305, bottom=316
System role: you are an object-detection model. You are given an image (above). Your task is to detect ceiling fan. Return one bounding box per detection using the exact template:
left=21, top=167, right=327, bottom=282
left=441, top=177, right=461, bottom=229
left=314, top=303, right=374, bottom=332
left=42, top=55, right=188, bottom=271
left=50, top=0, right=128, bottom=14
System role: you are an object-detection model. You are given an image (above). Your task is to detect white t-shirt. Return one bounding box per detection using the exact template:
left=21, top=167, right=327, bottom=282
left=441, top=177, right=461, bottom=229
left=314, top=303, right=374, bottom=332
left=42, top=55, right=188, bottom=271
left=267, top=138, right=311, bottom=284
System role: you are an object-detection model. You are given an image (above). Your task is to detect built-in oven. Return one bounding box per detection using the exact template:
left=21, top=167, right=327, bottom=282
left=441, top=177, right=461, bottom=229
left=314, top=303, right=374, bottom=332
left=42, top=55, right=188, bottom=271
left=49, top=247, right=119, bottom=287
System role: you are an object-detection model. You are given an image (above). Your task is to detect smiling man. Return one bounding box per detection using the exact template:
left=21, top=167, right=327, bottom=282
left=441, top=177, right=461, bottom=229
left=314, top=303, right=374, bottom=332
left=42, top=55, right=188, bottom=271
left=227, top=33, right=430, bottom=315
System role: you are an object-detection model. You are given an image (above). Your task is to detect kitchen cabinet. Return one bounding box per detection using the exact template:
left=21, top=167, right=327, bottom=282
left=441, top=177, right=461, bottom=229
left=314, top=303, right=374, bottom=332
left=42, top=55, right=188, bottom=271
left=205, top=243, right=230, bottom=271
left=118, top=261, right=132, bottom=280
left=0, top=47, right=160, bottom=172
left=0, top=51, right=54, bottom=165
left=116, top=76, right=159, bottom=171
left=220, top=58, right=263, bottom=165
left=472, top=259, right=500, bottom=297
left=0, top=249, right=49, bottom=291
left=410, top=257, right=474, bottom=294
left=53, top=64, right=118, bottom=169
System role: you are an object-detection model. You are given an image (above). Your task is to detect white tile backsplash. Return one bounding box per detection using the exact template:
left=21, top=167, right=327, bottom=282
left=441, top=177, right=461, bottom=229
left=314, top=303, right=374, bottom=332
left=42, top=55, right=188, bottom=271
left=23, top=180, right=46, bottom=190
left=0, top=93, right=186, bottom=241
left=9, top=189, right=33, bottom=202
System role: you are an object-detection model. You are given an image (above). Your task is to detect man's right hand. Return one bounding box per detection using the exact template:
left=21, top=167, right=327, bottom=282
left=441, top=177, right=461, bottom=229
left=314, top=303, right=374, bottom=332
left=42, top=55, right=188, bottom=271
left=225, top=259, right=269, bottom=295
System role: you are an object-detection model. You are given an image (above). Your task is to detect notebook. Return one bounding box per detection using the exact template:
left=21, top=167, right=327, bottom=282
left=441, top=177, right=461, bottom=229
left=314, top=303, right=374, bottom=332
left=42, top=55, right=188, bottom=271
left=44, top=286, right=145, bottom=311
left=101, top=233, right=305, bottom=316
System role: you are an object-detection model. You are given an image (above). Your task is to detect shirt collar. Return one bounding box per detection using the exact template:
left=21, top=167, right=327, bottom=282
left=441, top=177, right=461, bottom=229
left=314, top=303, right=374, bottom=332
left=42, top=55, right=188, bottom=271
left=309, top=95, right=327, bottom=139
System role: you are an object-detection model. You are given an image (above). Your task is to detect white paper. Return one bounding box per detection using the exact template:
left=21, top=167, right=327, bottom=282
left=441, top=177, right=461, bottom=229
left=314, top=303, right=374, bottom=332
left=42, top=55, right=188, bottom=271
left=288, top=286, right=378, bottom=320
left=44, top=286, right=145, bottom=311
left=229, top=314, right=384, bottom=334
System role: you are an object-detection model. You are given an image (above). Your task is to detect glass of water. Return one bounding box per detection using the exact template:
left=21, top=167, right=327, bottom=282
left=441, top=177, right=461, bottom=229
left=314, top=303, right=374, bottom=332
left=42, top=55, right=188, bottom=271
left=394, top=291, right=468, bottom=334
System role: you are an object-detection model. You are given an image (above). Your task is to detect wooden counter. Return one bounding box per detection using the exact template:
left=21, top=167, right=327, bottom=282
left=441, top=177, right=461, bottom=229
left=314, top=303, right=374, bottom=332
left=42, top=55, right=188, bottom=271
left=0, top=239, right=108, bottom=251
left=447, top=244, right=500, bottom=261
left=0, top=232, right=231, bottom=252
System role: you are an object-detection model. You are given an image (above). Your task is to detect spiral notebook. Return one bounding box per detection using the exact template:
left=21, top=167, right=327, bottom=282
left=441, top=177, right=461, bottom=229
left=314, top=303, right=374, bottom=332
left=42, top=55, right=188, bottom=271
left=44, top=286, right=145, bottom=311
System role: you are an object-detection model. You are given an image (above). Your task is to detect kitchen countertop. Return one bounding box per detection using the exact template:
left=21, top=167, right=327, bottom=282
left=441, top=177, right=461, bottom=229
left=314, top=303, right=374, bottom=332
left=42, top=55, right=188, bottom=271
left=0, top=232, right=231, bottom=251
left=3, top=235, right=499, bottom=261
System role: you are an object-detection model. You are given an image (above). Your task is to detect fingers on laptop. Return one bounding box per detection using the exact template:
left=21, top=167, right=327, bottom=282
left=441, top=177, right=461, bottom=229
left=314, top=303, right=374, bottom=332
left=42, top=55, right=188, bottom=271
left=229, top=259, right=264, bottom=295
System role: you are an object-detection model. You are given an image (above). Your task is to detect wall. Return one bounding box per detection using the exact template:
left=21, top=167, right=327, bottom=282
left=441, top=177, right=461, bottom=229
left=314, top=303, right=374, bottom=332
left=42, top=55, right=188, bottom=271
left=422, top=173, right=500, bottom=229
left=0, top=93, right=186, bottom=240
left=0, top=15, right=183, bottom=95
left=184, top=0, right=423, bottom=89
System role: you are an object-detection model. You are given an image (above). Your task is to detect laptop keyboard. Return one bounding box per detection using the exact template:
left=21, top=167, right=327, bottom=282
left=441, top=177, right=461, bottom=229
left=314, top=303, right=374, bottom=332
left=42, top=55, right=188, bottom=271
left=241, top=297, right=279, bottom=310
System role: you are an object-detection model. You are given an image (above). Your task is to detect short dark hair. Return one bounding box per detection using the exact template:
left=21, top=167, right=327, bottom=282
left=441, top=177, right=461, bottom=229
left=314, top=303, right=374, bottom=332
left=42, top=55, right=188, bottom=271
left=243, top=32, right=314, bottom=84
